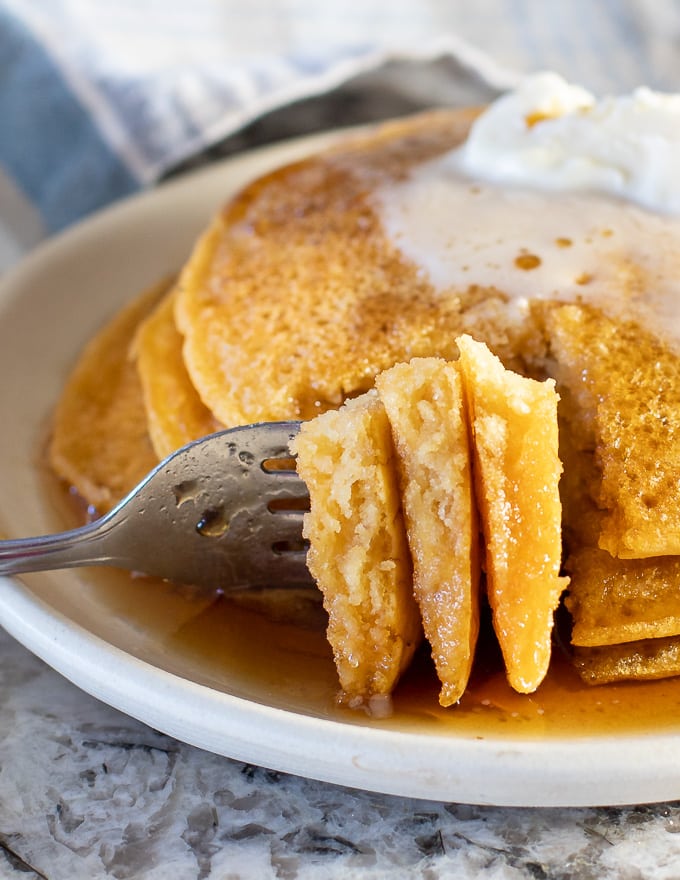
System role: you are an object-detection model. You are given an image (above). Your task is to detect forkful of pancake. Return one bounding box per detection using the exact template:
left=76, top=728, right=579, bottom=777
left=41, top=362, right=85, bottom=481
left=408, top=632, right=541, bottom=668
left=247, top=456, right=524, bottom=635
left=41, top=106, right=680, bottom=711
left=45, top=284, right=566, bottom=710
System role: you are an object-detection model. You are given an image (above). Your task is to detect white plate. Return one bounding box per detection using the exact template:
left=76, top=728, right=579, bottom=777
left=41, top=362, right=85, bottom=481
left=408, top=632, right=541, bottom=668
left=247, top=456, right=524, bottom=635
left=1, top=131, right=680, bottom=808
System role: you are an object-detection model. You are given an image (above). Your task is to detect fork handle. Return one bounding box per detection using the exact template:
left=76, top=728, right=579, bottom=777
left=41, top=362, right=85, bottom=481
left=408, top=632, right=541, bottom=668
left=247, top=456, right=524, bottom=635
left=0, top=521, right=116, bottom=577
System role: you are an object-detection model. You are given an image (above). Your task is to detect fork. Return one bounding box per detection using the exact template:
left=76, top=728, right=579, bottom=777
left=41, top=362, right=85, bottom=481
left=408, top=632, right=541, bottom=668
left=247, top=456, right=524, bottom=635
left=0, top=421, right=314, bottom=590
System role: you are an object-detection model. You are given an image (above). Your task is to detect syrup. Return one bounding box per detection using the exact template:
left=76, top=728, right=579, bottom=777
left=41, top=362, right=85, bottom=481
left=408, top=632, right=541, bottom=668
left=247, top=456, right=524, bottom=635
left=44, top=469, right=680, bottom=739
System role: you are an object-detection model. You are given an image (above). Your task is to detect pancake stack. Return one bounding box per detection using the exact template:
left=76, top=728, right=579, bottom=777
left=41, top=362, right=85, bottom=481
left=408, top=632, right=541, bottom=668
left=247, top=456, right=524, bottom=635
left=48, top=103, right=680, bottom=702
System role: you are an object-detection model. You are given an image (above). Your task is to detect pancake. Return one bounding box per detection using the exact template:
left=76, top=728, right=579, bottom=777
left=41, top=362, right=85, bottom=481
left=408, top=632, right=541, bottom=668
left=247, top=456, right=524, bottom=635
left=133, top=287, right=223, bottom=460
left=542, top=302, right=680, bottom=559
left=573, top=636, right=680, bottom=685
left=291, top=390, right=421, bottom=708
left=565, top=544, right=680, bottom=648
left=457, top=335, right=567, bottom=694
left=48, top=92, right=680, bottom=694
left=49, top=280, right=165, bottom=513
left=174, top=108, right=534, bottom=428
left=375, top=357, right=479, bottom=707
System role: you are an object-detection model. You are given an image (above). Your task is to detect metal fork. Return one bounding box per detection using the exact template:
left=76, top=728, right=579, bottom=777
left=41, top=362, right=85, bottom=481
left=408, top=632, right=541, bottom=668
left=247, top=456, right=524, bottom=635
left=0, top=421, right=314, bottom=590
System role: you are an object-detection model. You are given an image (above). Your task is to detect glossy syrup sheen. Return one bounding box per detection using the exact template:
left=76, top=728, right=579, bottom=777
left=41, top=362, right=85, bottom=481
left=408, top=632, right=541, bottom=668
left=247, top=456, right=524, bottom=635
left=66, top=568, right=680, bottom=739
left=47, top=473, right=680, bottom=740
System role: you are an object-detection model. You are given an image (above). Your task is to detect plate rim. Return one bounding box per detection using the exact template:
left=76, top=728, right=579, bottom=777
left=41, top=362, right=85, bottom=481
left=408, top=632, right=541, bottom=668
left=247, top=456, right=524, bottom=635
left=3, top=569, right=680, bottom=809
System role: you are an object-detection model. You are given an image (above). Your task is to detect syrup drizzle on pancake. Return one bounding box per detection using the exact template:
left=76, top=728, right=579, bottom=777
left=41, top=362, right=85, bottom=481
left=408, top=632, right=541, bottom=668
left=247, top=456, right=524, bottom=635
left=375, top=162, right=680, bottom=349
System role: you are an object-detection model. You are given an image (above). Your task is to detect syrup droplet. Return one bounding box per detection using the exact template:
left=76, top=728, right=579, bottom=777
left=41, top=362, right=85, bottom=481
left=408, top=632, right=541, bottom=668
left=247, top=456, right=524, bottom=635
left=196, top=506, right=229, bottom=537
left=514, top=252, right=542, bottom=271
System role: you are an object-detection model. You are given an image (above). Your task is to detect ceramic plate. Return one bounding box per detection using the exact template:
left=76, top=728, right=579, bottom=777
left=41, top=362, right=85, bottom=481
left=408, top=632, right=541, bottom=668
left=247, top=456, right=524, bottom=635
left=1, top=131, right=680, bottom=808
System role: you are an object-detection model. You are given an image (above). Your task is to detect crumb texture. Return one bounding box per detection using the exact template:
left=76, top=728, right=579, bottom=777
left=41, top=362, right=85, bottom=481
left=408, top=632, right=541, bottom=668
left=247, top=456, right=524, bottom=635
left=292, top=392, right=421, bottom=703
left=457, top=335, right=567, bottom=694
left=376, top=357, right=479, bottom=706
left=544, top=303, right=680, bottom=558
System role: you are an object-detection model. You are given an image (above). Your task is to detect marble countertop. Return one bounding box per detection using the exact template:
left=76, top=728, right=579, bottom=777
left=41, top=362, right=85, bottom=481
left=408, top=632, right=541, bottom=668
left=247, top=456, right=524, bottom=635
left=1, top=625, right=679, bottom=879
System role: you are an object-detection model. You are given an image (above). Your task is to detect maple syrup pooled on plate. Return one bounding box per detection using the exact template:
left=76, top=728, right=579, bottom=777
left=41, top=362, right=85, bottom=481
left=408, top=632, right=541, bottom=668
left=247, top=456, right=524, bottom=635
left=41, top=469, right=680, bottom=740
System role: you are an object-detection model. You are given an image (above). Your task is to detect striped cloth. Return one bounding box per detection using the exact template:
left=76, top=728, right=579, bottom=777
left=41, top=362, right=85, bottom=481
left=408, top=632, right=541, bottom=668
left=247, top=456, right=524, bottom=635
left=1, top=0, right=679, bottom=268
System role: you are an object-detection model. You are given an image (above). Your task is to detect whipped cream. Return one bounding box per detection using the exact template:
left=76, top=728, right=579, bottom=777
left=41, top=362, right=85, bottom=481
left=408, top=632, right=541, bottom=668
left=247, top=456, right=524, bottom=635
left=452, top=72, right=680, bottom=216
left=374, top=73, right=680, bottom=346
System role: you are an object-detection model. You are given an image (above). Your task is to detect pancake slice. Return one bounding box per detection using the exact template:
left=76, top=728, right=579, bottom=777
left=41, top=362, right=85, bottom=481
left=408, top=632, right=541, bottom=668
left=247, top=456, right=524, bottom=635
left=457, top=335, right=568, bottom=694
left=376, top=358, right=480, bottom=706
left=566, top=546, right=680, bottom=647
left=134, top=287, right=223, bottom=460
left=291, top=391, right=421, bottom=708
left=543, top=302, right=680, bottom=559
left=573, top=636, right=680, bottom=685
left=49, top=280, right=166, bottom=514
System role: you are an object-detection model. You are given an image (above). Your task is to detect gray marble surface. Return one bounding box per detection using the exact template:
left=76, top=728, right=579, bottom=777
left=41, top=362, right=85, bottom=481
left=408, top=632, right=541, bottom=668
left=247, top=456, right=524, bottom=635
left=0, top=625, right=679, bottom=879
